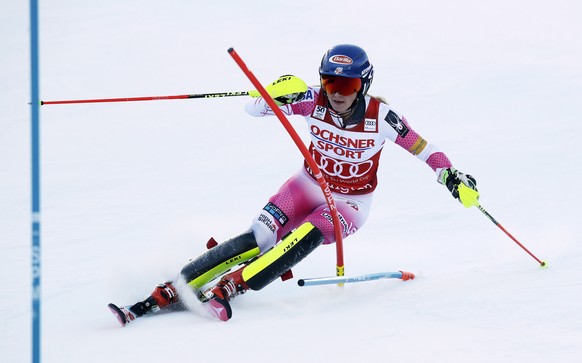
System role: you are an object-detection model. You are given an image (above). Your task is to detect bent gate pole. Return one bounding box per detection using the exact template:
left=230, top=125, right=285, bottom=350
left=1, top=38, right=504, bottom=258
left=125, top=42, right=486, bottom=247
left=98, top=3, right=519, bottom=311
left=227, top=47, right=345, bottom=277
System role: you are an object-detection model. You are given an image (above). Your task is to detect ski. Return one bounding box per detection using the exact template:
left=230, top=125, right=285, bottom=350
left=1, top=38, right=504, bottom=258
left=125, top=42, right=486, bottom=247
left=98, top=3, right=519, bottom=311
left=108, top=298, right=232, bottom=326
left=107, top=303, right=137, bottom=327
left=207, top=298, right=232, bottom=321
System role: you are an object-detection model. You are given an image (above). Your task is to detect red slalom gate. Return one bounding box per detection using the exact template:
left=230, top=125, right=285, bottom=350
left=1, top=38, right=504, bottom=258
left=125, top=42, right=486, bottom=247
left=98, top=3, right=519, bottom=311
left=227, top=47, right=345, bottom=277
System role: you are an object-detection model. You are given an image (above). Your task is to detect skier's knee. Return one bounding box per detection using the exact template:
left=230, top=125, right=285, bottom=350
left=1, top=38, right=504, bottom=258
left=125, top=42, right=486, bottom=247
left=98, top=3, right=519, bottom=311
left=251, top=202, right=287, bottom=251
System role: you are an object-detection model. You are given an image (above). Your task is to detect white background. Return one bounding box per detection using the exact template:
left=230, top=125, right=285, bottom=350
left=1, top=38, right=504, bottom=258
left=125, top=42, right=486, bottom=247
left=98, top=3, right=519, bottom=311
left=2, top=1, right=581, bottom=362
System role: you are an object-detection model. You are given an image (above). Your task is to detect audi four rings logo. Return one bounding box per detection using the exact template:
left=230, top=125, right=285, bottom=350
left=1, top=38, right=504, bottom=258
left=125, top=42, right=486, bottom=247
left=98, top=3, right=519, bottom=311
left=315, top=153, right=374, bottom=178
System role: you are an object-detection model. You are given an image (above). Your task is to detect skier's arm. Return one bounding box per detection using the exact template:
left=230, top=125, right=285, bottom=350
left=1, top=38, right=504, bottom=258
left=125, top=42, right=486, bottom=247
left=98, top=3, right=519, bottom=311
left=380, top=104, right=452, bottom=173
left=380, top=103, right=478, bottom=204
left=245, top=75, right=316, bottom=117
left=438, top=167, right=479, bottom=206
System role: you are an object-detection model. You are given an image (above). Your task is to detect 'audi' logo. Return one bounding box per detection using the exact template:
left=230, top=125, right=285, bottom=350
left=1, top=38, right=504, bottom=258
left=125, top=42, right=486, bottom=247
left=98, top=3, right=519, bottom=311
left=315, top=153, right=373, bottom=178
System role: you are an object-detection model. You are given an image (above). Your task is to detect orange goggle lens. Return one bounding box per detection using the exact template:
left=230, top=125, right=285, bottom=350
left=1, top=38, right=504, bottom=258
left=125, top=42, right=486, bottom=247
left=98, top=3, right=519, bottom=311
left=321, top=75, right=361, bottom=96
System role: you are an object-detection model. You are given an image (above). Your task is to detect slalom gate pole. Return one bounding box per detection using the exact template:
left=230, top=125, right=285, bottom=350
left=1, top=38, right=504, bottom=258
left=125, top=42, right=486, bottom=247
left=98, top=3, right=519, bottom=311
left=477, top=205, right=546, bottom=267
left=298, top=271, right=414, bottom=287
left=30, top=0, right=42, bottom=362
left=227, top=47, right=345, bottom=277
left=40, top=91, right=249, bottom=105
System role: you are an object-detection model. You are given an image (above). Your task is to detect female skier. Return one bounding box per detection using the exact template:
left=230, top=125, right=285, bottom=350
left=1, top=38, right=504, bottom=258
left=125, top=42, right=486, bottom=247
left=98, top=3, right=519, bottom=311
left=108, top=44, right=478, bottom=325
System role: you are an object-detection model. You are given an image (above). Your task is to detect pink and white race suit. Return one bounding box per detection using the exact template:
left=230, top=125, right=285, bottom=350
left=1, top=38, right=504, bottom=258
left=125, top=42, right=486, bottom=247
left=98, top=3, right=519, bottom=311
left=245, top=87, right=452, bottom=252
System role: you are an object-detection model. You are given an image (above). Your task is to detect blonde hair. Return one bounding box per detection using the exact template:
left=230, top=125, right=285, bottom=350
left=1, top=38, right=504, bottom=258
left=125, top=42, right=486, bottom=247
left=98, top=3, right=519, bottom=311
left=369, top=94, right=389, bottom=104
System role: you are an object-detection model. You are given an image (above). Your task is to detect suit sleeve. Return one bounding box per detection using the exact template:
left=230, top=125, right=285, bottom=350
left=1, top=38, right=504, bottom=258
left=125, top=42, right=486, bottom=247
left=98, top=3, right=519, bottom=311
left=244, top=87, right=318, bottom=118
left=379, top=103, right=453, bottom=178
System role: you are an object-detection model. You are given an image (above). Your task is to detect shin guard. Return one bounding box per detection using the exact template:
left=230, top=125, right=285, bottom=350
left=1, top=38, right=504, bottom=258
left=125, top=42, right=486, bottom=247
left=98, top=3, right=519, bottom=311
left=242, top=222, right=324, bottom=291
left=181, top=231, right=261, bottom=290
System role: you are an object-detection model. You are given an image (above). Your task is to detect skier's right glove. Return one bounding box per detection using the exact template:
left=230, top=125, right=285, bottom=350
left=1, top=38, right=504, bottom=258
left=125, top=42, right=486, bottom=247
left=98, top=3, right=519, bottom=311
left=249, top=75, right=308, bottom=105
left=439, top=167, right=479, bottom=208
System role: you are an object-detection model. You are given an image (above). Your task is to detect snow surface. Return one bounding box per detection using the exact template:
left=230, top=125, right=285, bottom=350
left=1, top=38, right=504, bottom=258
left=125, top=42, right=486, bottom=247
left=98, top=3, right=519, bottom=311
left=2, top=1, right=582, bottom=362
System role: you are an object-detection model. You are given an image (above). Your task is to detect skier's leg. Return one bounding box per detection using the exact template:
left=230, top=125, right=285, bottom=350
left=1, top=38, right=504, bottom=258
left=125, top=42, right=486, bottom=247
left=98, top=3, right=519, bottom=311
left=180, top=230, right=261, bottom=290
left=127, top=282, right=179, bottom=316
left=250, top=170, right=329, bottom=252
left=108, top=171, right=354, bottom=325
left=304, top=193, right=373, bottom=245
left=206, top=193, right=372, bottom=300
left=122, top=172, right=320, bottom=320
left=182, top=170, right=327, bottom=290
left=246, top=221, right=325, bottom=291
left=108, top=281, right=180, bottom=327
left=108, top=173, right=312, bottom=326
left=200, top=192, right=373, bottom=320
left=202, top=221, right=325, bottom=321
left=108, top=230, right=261, bottom=326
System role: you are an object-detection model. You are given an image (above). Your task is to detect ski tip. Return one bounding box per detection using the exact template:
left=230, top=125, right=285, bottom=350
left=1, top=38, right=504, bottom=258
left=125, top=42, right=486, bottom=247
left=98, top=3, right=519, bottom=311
left=207, top=298, right=233, bottom=322
left=108, top=303, right=128, bottom=327
left=227, top=47, right=234, bottom=54
left=108, top=303, right=138, bottom=327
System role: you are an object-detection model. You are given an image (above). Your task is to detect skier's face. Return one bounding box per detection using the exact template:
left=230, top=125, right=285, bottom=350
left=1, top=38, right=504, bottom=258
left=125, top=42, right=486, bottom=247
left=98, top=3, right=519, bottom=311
left=327, top=91, right=357, bottom=113
left=321, top=74, right=361, bottom=113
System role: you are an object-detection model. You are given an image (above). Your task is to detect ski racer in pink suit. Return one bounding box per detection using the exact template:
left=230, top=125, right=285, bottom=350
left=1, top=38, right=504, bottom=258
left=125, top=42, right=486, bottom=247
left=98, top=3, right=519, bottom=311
left=108, top=44, right=479, bottom=326
left=244, top=84, right=454, bottom=250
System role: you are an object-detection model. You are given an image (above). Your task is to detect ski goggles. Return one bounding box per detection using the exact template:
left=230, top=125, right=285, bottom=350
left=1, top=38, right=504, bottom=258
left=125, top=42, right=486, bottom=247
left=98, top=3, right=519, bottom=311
left=320, top=75, right=361, bottom=96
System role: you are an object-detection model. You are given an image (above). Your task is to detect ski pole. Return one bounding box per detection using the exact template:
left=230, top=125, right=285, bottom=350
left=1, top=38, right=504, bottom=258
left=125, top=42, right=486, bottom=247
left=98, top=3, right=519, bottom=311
left=457, top=183, right=546, bottom=267
left=477, top=204, right=547, bottom=267
left=39, top=91, right=249, bottom=105
left=298, top=271, right=415, bottom=287
left=227, top=47, right=346, bottom=278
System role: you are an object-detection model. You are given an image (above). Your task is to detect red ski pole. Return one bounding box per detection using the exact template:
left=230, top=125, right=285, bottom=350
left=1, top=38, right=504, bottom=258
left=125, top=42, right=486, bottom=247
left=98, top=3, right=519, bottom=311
left=458, top=184, right=546, bottom=267
left=39, top=91, right=249, bottom=105
left=477, top=205, right=547, bottom=267
left=227, top=47, right=345, bottom=277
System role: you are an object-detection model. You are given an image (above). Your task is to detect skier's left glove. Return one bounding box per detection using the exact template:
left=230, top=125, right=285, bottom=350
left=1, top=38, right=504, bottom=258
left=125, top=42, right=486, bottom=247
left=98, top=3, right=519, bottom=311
left=249, top=75, right=308, bottom=105
left=439, top=167, right=480, bottom=207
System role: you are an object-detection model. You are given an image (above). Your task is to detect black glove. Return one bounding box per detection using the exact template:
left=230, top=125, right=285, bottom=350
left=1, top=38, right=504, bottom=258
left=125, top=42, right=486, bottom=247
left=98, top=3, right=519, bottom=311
left=439, top=167, right=479, bottom=206
left=274, top=92, right=306, bottom=105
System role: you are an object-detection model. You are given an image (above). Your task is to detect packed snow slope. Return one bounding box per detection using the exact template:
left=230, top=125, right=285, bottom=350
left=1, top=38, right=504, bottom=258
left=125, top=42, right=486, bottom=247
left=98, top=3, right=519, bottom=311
left=2, top=1, right=581, bottom=362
